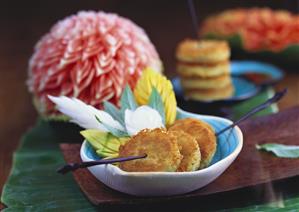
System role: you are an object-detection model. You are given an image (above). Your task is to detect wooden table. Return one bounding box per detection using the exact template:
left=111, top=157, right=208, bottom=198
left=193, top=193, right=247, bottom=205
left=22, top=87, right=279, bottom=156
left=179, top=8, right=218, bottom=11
left=1, top=0, right=299, bottom=208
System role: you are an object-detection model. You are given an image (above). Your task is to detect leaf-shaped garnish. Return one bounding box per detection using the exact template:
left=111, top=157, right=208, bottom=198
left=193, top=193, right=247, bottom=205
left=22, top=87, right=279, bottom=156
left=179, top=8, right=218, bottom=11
left=48, top=95, right=125, bottom=131
left=80, top=129, right=108, bottom=149
left=256, top=143, right=299, bottom=158
left=80, top=129, right=129, bottom=158
left=95, top=115, right=128, bottom=137
left=120, top=85, right=138, bottom=111
left=148, top=87, right=166, bottom=125
left=103, top=101, right=125, bottom=126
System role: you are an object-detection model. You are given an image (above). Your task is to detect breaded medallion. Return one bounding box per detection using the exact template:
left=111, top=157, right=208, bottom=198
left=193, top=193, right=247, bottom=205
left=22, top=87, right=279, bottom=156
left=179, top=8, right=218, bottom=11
left=169, top=118, right=217, bottom=168
left=169, top=130, right=201, bottom=172
left=184, top=84, right=235, bottom=101
left=119, top=128, right=182, bottom=172
left=177, top=60, right=230, bottom=78
left=185, top=83, right=234, bottom=101
left=176, top=39, right=230, bottom=64
left=180, top=74, right=232, bottom=89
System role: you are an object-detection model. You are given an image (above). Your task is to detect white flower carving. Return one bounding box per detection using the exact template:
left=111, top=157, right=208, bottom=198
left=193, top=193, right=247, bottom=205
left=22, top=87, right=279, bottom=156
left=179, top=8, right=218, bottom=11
left=125, top=105, right=164, bottom=136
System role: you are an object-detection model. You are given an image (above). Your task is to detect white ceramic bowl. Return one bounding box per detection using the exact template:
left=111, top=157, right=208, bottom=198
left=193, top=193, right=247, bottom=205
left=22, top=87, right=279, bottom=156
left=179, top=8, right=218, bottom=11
left=80, top=108, right=243, bottom=196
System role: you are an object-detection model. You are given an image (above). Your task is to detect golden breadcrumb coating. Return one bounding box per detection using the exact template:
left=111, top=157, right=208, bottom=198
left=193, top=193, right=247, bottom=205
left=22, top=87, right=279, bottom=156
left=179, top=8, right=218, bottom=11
left=169, top=130, right=201, bottom=172
left=119, top=128, right=182, bottom=172
left=177, top=60, right=230, bottom=78
left=169, top=118, right=217, bottom=168
left=176, top=39, right=230, bottom=63
left=180, top=74, right=232, bottom=89
left=184, top=83, right=234, bottom=101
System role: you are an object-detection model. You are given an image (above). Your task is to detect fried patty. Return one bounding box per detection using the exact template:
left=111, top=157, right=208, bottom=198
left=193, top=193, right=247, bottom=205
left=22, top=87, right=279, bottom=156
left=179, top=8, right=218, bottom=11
left=177, top=60, right=230, bottom=78
left=119, top=128, right=182, bottom=172
left=169, top=130, right=201, bottom=172
left=169, top=118, right=217, bottom=168
left=176, top=39, right=230, bottom=63
left=184, top=83, right=234, bottom=101
left=180, top=74, right=232, bottom=89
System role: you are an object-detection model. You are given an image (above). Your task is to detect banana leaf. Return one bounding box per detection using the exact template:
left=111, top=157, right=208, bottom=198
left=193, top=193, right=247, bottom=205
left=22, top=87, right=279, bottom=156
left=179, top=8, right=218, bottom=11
left=204, top=33, right=299, bottom=69
left=1, top=120, right=95, bottom=211
left=1, top=90, right=299, bottom=211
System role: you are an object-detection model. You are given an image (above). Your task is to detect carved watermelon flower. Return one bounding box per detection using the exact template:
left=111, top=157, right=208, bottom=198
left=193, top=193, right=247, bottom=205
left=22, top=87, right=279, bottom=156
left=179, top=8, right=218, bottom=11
left=200, top=8, right=299, bottom=51
left=28, top=11, right=162, bottom=117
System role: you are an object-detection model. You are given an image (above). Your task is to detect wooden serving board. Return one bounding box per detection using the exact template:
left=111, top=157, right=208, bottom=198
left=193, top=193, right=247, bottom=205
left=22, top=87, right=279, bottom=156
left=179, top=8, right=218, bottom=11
left=60, top=106, right=299, bottom=206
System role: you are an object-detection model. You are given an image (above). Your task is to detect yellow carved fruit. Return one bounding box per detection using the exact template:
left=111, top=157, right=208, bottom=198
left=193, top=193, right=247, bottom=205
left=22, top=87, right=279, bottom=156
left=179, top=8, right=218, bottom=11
left=134, top=67, right=177, bottom=126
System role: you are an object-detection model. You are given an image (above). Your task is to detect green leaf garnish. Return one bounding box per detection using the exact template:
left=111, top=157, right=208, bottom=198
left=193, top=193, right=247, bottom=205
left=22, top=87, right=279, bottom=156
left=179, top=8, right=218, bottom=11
left=95, top=115, right=128, bottom=137
left=103, top=101, right=125, bottom=126
left=96, top=150, right=118, bottom=159
left=80, top=129, right=108, bottom=150
left=120, top=85, right=138, bottom=112
left=80, top=129, right=129, bottom=158
left=256, top=143, right=299, bottom=158
left=148, top=87, right=166, bottom=125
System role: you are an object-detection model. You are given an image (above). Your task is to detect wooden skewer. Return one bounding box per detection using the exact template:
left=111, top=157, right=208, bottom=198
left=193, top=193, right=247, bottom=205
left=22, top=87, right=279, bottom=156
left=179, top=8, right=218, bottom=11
left=187, top=0, right=200, bottom=39
left=57, top=154, right=147, bottom=174
left=215, top=89, right=287, bottom=136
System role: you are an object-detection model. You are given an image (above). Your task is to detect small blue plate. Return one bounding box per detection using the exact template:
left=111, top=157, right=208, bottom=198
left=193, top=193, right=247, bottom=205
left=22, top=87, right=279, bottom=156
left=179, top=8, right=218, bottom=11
left=172, top=60, right=284, bottom=105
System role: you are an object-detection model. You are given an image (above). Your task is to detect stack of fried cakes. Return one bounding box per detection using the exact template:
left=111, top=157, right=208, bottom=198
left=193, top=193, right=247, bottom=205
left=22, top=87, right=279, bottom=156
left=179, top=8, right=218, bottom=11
left=119, top=118, right=217, bottom=172
left=176, top=39, right=234, bottom=101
